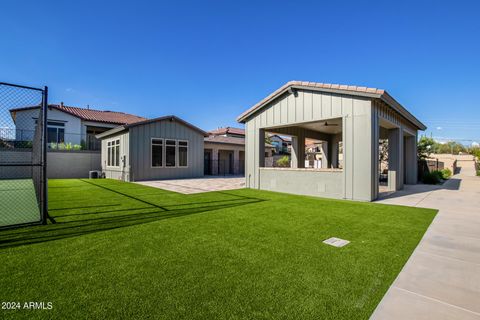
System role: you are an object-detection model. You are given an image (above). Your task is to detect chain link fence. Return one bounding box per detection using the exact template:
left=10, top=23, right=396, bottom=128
left=0, top=82, right=48, bottom=228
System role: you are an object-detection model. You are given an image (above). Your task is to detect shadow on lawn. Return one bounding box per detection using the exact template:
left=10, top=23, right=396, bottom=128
left=0, top=182, right=265, bottom=250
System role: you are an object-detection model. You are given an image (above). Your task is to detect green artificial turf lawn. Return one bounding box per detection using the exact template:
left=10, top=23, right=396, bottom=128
left=0, top=179, right=436, bottom=320
left=0, top=179, right=40, bottom=226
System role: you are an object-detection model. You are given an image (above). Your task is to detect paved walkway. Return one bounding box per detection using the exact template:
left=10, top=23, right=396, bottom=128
left=136, top=176, right=245, bottom=194
left=371, top=162, right=480, bottom=319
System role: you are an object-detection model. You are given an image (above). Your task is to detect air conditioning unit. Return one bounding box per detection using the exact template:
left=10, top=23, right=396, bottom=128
left=89, top=170, right=102, bottom=179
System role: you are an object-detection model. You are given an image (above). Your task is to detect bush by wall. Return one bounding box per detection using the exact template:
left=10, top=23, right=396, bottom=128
left=440, top=168, right=452, bottom=179
left=422, top=170, right=443, bottom=184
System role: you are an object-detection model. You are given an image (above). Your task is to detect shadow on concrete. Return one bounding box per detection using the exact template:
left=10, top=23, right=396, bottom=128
left=378, top=177, right=461, bottom=201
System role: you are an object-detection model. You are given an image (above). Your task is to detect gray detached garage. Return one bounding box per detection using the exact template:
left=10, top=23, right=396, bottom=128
left=96, top=116, right=207, bottom=181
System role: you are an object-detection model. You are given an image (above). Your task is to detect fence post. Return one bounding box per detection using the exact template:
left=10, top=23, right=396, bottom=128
left=42, top=86, right=48, bottom=224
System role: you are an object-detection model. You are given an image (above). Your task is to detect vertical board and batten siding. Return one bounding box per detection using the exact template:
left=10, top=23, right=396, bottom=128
left=245, top=89, right=375, bottom=201
left=129, top=119, right=204, bottom=181
left=101, top=131, right=130, bottom=180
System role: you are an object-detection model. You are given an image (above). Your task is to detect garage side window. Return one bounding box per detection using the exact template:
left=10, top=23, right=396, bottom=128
left=178, top=141, right=188, bottom=167
left=165, top=140, right=176, bottom=167
left=107, top=139, right=120, bottom=167
left=151, top=138, right=163, bottom=167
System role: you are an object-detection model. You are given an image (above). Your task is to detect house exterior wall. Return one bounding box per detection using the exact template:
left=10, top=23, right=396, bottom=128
left=14, top=108, right=82, bottom=144
left=244, top=89, right=375, bottom=201
left=128, top=119, right=204, bottom=181
left=101, top=131, right=130, bottom=181
left=204, top=142, right=244, bottom=175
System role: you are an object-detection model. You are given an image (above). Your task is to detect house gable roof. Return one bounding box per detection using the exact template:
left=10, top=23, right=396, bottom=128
left=96, top=115, right=208, bottom=139
left=237, top=81, right=426, bottom=130
left=9, top=104, right=146, bottom=125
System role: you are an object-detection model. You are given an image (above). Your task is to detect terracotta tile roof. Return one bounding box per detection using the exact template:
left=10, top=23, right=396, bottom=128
left=204, top=135, right=245, bottom=145
left=208, top=127, right=245, bottom=136
left=10, top=104, right=146, bottom=125
left=236, top=80, right=426, bottom=130
left=52, top=104, right=146, bottom=125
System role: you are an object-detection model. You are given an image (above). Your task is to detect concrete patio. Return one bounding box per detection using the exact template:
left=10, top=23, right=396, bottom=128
left=136, top=176, right=245, bottom=194
left=371, top=162, right=480, bottom=319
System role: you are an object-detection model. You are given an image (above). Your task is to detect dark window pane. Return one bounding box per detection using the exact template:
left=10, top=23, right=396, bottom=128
left=47, top=128, right=57, bottom=143
left=58, top=129, right=65, bottom=143
left=178, top=141, right=188, bottom=146
left=152, top=144, right=163, bottom=167
left=115, top=145, right=120, bottom=166
left=166, top=145, right=176, bottom=167
left=152, top=139, right=163, bottom=145
left=179, top=146, right=187, bottom=167
left=108, top=146, right=111, bottom=165
left=47, top=121, right=65, bottom=127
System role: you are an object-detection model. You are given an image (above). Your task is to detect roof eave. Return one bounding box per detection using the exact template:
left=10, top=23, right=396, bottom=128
left=95, top=126, right=128, bottom=139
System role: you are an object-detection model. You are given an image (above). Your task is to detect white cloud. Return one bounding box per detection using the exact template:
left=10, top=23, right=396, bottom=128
left=436, top=126, right=442, bottom=130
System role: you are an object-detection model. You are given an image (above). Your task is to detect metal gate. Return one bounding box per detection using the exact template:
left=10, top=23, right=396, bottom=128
left=0, top=82, right=48, bottom=228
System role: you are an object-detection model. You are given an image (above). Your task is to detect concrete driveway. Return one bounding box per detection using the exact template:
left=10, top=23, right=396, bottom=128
left=371, top=162, right=480, bottom=319
left=136, top=176, right=245, bottom=194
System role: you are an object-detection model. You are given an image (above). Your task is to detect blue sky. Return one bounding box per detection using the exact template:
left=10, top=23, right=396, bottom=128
left=1, top=0, right=479, bottom=143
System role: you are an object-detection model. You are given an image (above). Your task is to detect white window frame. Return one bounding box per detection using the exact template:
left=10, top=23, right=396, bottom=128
left=151, top=138, right=164, bottom=168
left=106, top=138, right=120, bottom=168
left=177, top=140, right=188, bottom=168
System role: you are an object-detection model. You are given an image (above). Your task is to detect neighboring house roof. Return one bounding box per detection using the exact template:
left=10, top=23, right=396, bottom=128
left=96, top=115, right=208, bottom=139
left=208, top=127, right=245, bottom=136
left=269, top=134, right=292, bottom=143
left=205, top=135, right=245, bottom=145
left=237, top=80, right=427, bottom=130
left=9, top=104, right=146, bottom=125
left=204, top=135, right=274, bottom=148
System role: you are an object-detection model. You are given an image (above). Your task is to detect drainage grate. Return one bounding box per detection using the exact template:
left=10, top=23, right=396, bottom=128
left=323, top=237, right=350, bottom=247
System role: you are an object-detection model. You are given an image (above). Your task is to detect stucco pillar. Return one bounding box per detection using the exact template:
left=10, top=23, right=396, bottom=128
left=387, top=128, right=404, bottom=191
left=291, top=131, right=305, bottom=168
left=258, top=129, right=265, bottom=168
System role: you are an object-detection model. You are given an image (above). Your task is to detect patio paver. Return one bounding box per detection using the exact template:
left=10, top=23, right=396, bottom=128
left=136, top=176, right=245, bottom=194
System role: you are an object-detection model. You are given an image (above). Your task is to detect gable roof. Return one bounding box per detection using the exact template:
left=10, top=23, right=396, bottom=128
left=237, top=81, right=426, bottom=130
left=10, top=104, right=146, bottom=125
left=96, top=115, right=208, bottom=139
left=208, top=127, right=245, bottom=136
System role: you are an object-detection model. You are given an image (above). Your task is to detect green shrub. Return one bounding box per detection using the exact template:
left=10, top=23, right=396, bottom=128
left=276, top=155, right=290, bottom=167
left=440, top=168, right=452, bottom=179
left=422, top=171, right=441, bottom=184
left=477, top=169, right=480, bottom=177
left=73, top=144, right=82, bottom=150
left=432, top=170, right=444, bottom=181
